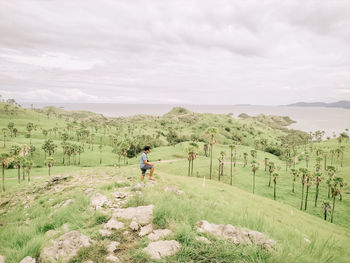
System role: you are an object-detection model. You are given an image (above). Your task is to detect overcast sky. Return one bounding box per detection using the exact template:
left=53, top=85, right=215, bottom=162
left=0, top=0, right=349, bottom=105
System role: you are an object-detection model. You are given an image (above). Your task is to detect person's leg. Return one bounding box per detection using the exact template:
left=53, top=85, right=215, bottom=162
left=149, top=167, right=154, bottom=179
left=141, top=168, right=146, bottom=180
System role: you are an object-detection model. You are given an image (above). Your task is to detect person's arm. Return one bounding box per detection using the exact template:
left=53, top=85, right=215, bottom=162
left=143, top=159, right=153, bottom=166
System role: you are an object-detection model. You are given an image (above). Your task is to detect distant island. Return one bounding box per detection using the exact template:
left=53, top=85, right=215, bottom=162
left=286, top=100, right=350, bottom=109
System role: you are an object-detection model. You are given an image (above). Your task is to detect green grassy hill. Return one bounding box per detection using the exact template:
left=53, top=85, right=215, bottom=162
left=0, top=101, right=349, bottom=262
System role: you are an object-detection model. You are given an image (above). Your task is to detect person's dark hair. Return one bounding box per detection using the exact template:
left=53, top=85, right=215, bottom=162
left=144, top=146, right=151, bottom=151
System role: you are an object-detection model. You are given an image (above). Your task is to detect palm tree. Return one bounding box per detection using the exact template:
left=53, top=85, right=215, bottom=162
left=186, top=142, right=198, bottom=177
left=321, top=201, right=331, bottom=221
left=98, top=144, right=103, bottom=164
left=250, top=150, right=257, bottom=160
left=290, top=168, right=299, bottom=193
left=7, top=122, right=14, bottom=137
left=326, top=166, right=336, bottom=198
left=272, top=173, right=279, bottom=200
left=243, top=152, right=248, bottom=167
left=314, top=172, right=322, bottom=207
left=330, top=177, right=342, bottom=223
left=218, top=151, right=225, bottom=181
left=42, top=139, right=57, bottom=158
left=203, top=143, right=208, bottom=157
left=251, top=160, right=259, bottom=194
left=2, top=128, right=8, bottom=148
left=26, top=122, right=34, bottom=144
left=299, top=168, right=309, bottom=210
left=13, top=156, right=24, bottom=184
left=229, top=145, right=235, bottom=185
left=23, top=159, right=33, bottom=182
left=0, top=153, right=13, bottom=191
left=264, top=158, right=269, bottom=172
left=45, top=157, right=55, bottom=176
left=205, top=128, right=217, bottom=180
left=268, top=161, right=275, bottom=187
left=323, top=151, right=328, bottom=170
left=304, top=171, right=313, bottom=210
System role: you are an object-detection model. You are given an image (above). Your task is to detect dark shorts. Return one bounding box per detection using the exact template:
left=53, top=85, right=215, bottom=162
left=140, top=165, right=153, bottom=174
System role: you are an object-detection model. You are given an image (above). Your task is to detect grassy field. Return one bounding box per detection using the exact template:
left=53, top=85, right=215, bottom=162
left=0, top=101, right=349, bottom=262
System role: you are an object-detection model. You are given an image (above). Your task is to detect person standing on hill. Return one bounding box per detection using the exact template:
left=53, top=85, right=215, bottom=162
left=140, top=146, right=155, bottom=181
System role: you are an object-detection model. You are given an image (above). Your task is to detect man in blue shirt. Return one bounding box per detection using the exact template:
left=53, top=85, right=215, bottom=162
left=140, top=146, right=155, bottom=181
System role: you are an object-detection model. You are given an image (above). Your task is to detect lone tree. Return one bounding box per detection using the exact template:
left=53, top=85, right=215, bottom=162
left=45, top=157, right=55, bottom=176
left=251, top=160, right=259, bottom=194
left=205, top=128, right=217, bottom=180
left=272, top=173, right=279, bottom=200
left=268, top=161, right=275, bottom=187
left=321, top=201, right=331, bottom=221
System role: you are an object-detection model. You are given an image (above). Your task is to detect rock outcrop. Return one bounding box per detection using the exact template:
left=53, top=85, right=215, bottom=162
left=143, top=240, right=181, bottom=259
left=114, top=205, right=153, bottom=225
left=196, top=220, right=276, bottom=250
left=90, top=193, right=110, bottom=209
left=104, top=219, right=124, bottom=230
left=19, top=256, right=36, bottom=263
left=148, top=229, right=172, bottom=241
left=40, top=231, right=91, bottom=262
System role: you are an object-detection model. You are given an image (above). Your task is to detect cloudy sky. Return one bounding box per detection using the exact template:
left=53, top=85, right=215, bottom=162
left=0, top=0, right=349, bottom=105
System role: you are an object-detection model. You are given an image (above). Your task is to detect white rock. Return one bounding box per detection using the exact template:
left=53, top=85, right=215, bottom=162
left=164, top=186, right=184, bottom=195
left=91, top=193, right=109, bottom=209
left=143, top=240, right=181, bottom=259
left=99, top=229, right=112, bottom=237
left=19, top=256, right=36, bottom=263
left=40, top=231, right=91, bottom=262
left=83, top=260, right=94, bottom=263
left=195, top=236, right=211, bottom=244
left=196, top=220, right=276, bottom=250
left=113, top=192, right=128, bottom=199
left=114, top=205, right=153, bottom=225
left=0, top=255, right=4, bottom=263
left=45, top=230, right=58, bottom=237
left=104, top=219, right=124, bottom=230
left=148, top=229, right=172, bottom=241
left=107, top=241, right=120, bottom=253
left=129, top=218, right=139, bottom=231
left=139, top=224, right=153, bottom=237
left=84, top=188, right=94, bottom=195
left=106, top=254, right=120, bottom=263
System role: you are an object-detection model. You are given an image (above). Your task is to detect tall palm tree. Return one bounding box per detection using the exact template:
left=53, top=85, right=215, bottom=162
left=229, top=145, right=235, bottom=185
left=203, top=143, right=208, bottom=157
left=0, top=153, right=13, bottom=191
left=250, top=150, right=257, bottom=160
left=251, top=160, right=259, bottom=194
left=24, top=159, right=33, bottom=182
left=321, top=201, right=331, bottom=221
left=326, top=166, right=336, bottom=198
left=290, top=168, right=299, bottom=193
left=205, top=128, right=217, bottom=180
left=304, top=171, right=313, bottom=210
left=299, top=168, right=309, bottom=210
left=273, top=173, right=279, bottom=200
left=243, top=152, right=248, bottom=168
left=264, top=158, right=269, bottom=172
left=314, top=172, right=322, bottom=207
left=218, top=151, right=225, bottom=181
left=2, top=128, right=7, bottom=148
left=330, top=177, right=342, bottom=223
left=45, top=157, right=55, bottom=176
left=268, top=162, right=275, bottom=187
left=13, top=156, right=24, bottom=184
left=305, top=154, right=310, bottom=168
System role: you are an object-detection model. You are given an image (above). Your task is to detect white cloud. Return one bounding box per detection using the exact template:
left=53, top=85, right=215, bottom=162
left=0, top=0, right=349, bottom=104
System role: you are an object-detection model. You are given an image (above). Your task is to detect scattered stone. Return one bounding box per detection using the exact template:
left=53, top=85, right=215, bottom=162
left=107, top=241, right=120, bottom=253
left=84, top=188, right=94, bottom=195
left=106, top=254, right=120, bottom=263
left=195, top=236, right=211, bottom=244
left=40, top=231, right=91, bottom=262
left=123, top=230, right=129, bottom=236
left=129, top=218, right=139, bottom=231
left=113, top=192, right=128, bottom=199
left=114, top=205, right=153, bottom=225
left=83, top=260, right=94, bottom=263
left=104, top=219, right=124, bottom=230
left=164, top=186, right=184, bottom=195
left=99, top=229, right=112, bottom=237
left=91, top=193, right=110, bottom=209
left=148, top=229, right=172, bottom=241
left=139, top=224, right=153, bottom=237
left=19, top=256, right=36, bottom=263
left=0, top=255, right=5, bottom=263
left=143, top=240, right=181, bottom=259
left=196, top=220, right=276, bottom=250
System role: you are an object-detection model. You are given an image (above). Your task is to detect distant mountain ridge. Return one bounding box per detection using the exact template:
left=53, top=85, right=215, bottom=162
left=286, top=100, right=350, bottom=109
